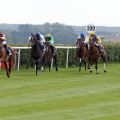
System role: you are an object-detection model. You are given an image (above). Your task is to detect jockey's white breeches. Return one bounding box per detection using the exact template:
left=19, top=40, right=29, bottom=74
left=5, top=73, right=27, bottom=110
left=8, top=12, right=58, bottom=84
left=2, top=41, right=6, bottom=45
left=40, top=40, right=45, bottom=46
left=94, top=42, right=99, bottom=46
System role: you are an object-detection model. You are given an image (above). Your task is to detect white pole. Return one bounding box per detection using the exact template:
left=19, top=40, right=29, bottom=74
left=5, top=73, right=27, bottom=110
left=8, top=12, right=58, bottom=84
left=17, top=49, right=21, bottom=71
left=14, top=53, right=17, bottom=69
left=66, top=48, right=69, bottom=68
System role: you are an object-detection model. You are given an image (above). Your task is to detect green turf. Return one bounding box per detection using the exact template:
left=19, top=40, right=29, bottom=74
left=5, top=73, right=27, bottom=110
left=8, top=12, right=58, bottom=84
left=0, top=63, right=120, bottom=120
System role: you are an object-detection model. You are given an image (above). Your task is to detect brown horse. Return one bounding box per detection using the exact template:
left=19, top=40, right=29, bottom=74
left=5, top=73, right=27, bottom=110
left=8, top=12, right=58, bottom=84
left=88, top=40, right=107, bottom=74
left=42, top=42, right=58, bottom=72
left=0, top=44, right=15, bottom=78
left=29, top=34, right=44, bottom=75
left=76, top=39, right=89, bottom=71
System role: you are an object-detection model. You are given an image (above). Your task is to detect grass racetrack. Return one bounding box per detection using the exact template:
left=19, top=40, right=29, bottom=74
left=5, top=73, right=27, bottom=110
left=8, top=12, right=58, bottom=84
left=0, top=63, right=120, bottom=120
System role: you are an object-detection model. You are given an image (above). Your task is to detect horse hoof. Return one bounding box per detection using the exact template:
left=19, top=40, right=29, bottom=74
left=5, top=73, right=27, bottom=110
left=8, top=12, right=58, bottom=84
left=88, top=66, right=91, bottom=69
left=90, top=70, right=92, bottom=73
left=104, top=70, right=106, bottom=73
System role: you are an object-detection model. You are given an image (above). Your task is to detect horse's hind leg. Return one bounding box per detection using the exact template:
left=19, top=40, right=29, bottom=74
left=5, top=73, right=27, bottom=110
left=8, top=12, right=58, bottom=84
left=54, top=55, right=58, bottom=71
left=103, top=56, right=107, bottom=73
left=8, top=56, right=12, bottom=74
left=101, top=54, right=107, bottom=73
left=4, top=62, right=10, bottom=78
left=103, top=63, right=106, bottom=73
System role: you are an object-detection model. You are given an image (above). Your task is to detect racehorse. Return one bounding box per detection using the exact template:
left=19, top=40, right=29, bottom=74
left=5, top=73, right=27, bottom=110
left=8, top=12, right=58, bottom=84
left=29, top=34, right=44, bottom=75
left=0, top=44, right=15, bottom=78
left=76, top=39, right=89, bottom=71
left=88, top=40, right=107, bottom=74
left=42, top=41, right=58, bottom=72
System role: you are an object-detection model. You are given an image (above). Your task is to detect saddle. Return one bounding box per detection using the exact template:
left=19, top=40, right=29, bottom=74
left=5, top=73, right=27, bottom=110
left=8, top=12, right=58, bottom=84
left=44, top=42, right=55, bottom=57
left=0, top=43, right=12, bottom=55
left=94, top=44, right=104, bottom=53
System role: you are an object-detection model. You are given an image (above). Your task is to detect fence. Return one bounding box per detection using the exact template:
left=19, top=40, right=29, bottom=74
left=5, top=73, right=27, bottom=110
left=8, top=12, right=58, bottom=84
left=12, top=46, right=76, bottom=71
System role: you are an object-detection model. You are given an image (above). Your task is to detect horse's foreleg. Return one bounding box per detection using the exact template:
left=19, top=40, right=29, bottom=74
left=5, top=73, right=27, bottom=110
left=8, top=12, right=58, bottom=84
left=103, top=63, right=106, bottom=73
left=4, top=62, right=10, bottom=78
left=90, top=65, right=92, bottom=73
left=89, top=60, right=92, bottom=73
left=79, top=58, right=82, bottom=72
left=87, top=57, right=91, bottom=69
left=41, top=58, right=45, bottom=72
left=95, top=61, right=98, bottom=74
left=83, top=60, right=87, bottom=71
left=48, top=60, right=51, bottom=72
left=35, top=60, right=38, bottom=75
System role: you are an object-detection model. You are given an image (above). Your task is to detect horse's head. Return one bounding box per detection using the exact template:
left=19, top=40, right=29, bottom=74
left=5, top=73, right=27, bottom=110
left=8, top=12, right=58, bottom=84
left=76, top=39, right=84, bottom=49
left=89, top=39, right=99, bottom=54
left=89, top=39, right=95, bottom=47
left=29, top=34, right=38, bottom=47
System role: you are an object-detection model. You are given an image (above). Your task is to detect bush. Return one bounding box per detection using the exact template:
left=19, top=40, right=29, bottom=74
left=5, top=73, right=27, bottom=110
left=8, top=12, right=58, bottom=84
left=18, top=43, right=120, bottom=67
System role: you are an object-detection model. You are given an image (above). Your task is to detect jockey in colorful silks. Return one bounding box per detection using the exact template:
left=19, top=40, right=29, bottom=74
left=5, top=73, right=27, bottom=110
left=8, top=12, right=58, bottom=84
left=0, top=32, right=11, bottom=55
left=88, top=31, right=104, bottom=53
left=76, top=32, right=88, bottom=49
left=35, top=32, right=46, bottom=51
left=45, top=33, right=55, bottom=54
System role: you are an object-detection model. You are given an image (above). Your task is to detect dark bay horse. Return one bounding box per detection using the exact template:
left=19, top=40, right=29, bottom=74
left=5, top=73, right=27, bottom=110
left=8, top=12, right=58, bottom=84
left=42, top=42, right=58, bottom=72
left=76, top=39, right=89, bottom=71
left=29, top=34, right=44, bottom=75
left=0, top=44, right=15, bottom=78
left=89, top=40, right=107, bottom=74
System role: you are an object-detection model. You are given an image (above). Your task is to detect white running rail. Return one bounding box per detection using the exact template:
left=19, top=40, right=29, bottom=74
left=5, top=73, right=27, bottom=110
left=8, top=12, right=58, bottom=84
left=12, top=46, right=76, bottom=71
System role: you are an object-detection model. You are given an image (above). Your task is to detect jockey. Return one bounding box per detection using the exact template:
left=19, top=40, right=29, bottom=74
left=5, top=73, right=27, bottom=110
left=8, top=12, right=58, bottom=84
left=0, top=32, right=10, bottom=55
left=35, top=32, right=46, bottom=51
left=88, top=31, right=103, bottom=53
left=77, top=32, right=88, bottom=48
left=45, top=33, right=55, bottom=54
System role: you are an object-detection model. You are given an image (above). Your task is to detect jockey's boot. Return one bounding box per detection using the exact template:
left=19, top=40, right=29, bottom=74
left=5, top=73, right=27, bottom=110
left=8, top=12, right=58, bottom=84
left=41, top=45, right=46, bottom=56
left=51, top=45, right=55, bottom=55
left=85, top=43, right=89, bottom=50
left=43, top=45, right=46, bottom=52
left=98, top=45, right=103, bottom=53
left=4, top=44, right=9, bottom=55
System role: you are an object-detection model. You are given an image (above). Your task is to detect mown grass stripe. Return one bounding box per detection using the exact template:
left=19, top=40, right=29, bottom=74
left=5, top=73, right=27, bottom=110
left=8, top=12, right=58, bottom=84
left=0, top=63, right=119, bottom=120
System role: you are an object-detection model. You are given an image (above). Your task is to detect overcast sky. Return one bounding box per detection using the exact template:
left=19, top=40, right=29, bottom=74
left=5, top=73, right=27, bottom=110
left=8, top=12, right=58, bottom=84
left=0, top=0, right=120, bottom=26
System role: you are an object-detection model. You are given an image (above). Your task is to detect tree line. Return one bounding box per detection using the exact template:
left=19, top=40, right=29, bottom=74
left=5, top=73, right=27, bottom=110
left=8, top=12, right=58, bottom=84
left=0, top=23, right=120, bottom=45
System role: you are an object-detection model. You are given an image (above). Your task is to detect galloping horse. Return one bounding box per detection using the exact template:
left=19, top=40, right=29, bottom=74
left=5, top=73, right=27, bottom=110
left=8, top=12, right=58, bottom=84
left=88, top=40, right=107, bottom=74
left=42, top=42, right=58, bottom=72
left=76, top=39, right=89, bottom=71
left=0, top=44, right=15, bottom=78
left=29, top=34, right=44, bottom=75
